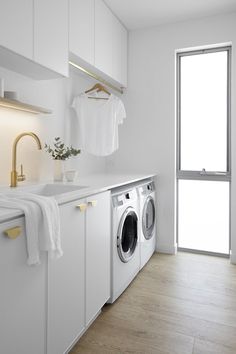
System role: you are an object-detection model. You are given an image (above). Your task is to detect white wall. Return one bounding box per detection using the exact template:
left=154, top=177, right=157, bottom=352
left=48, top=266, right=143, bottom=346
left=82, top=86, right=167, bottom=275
left=108, top=12, right=236, bottom=260
left=0, top=67, right=106, bottom=186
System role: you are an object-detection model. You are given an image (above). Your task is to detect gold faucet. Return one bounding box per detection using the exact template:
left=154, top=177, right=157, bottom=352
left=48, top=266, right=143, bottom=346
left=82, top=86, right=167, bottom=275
left=10, top=132, right=42, bottom=187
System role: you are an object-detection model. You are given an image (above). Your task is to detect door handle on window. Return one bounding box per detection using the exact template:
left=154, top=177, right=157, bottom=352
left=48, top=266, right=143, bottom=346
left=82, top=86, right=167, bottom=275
left=200, top=170, right=227, bottom=176
left=200, top=168, right=206, bottom=175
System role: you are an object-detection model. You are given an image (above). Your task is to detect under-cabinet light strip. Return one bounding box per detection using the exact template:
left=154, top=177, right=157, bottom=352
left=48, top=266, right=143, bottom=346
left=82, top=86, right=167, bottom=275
left=0, top=102, right=40, bottom=114
left=0, top=97, right=52, bottom=114
left=69, top=61, right=123, bottom=94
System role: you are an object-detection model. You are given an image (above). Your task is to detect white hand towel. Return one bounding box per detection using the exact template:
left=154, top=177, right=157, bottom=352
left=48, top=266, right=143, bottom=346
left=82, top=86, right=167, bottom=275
left=10, top=193, right=63, bottom=260
left=0, top=196, right=41, bottom=265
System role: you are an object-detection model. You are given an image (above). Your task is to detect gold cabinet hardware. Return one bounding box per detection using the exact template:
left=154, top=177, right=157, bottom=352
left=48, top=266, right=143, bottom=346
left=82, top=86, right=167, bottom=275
left=88, top=200, right=97, bottom=207
left=4, top=226, right=22, bottom=239
left=76, top=203, right=87, bottom=212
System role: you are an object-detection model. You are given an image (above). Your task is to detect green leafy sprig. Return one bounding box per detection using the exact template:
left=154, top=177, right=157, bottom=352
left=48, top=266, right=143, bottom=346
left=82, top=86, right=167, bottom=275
left=45, top=137, right=81, bottom=160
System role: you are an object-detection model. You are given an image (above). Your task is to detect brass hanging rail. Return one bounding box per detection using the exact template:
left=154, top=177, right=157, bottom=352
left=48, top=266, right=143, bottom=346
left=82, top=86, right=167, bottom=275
left=69, top=61, right=123, bottom=94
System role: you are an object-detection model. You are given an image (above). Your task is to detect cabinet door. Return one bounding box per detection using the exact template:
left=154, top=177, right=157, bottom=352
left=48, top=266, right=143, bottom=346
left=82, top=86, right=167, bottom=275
left=48, top=199, right=85, bottom=354
left=69, top=0, right=94, bottom=65
left=0, top=218, right=46, bottom=354
left=0, top=0, right=33, bottom=59
left=112, top=16, right=128, bottom=87
left=86, top=191, right=111, bottom=325
left=94, top=0, right=113, bottom=77
left=34, top=0, right=69, bottom=77
left=120, top=23, right=128, bottom=87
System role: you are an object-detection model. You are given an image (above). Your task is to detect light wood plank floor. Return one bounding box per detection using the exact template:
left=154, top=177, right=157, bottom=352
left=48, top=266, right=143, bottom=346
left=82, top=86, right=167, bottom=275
left=70, top=252, right=236, bottom=354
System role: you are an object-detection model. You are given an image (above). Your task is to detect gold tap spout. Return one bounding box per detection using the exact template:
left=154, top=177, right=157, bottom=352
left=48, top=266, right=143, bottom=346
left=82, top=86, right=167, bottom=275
left=10, top=132, right=42, bottom=187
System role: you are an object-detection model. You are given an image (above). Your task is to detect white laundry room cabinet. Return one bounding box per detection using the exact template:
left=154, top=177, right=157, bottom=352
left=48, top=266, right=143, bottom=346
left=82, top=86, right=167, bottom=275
left=94, top=0, right=113, bottom=78
left=69, top=0, right=95, bottom=66
left=48, top=191, right=111, bottom=354
left=0, top=0, right=69, bottom=78
left=0, top=190, right=110, bottom=354
left=34, top=0, right=69, bottom=77
left=86, top=192, right=111, bottom=325
left=0, top=0, right=33, bottom=59
left=0, top=217, right=46, bottom=354
left=69, top=0, right=128, bottom=87
left=112, top=13, right=128, bottom=87
left=47, top=198, right=86, bottom=354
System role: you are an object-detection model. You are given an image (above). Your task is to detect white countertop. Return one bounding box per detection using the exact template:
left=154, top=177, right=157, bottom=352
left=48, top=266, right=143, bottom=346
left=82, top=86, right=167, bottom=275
left=0, top=173, right=156, bottom=223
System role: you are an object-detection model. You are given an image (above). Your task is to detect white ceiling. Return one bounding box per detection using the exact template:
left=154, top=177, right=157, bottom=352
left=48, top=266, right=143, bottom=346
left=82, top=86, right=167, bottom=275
left=104, top=0, right=236, bottom=30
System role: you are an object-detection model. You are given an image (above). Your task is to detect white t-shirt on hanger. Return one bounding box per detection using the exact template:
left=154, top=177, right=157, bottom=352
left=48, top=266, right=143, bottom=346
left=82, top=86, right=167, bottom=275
left=72, top=93, right=126, bottom=156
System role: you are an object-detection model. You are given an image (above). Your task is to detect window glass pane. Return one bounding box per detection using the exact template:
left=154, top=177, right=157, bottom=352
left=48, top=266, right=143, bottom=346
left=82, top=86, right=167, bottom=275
left=180, top=51, right=228, bottom=172
left=178, top=180, right=229, bottom=254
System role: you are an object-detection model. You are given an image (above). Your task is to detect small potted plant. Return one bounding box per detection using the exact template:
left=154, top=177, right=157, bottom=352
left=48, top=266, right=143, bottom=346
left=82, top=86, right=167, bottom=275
left=45, top=137, right=80, bottom=181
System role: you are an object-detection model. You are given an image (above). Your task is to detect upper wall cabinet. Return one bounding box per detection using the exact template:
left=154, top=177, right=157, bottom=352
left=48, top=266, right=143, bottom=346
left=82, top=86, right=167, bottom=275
left=112, top=14, right=128, bottom=87
left=69, top=0, right=95, bottom=66
left=94, top=0, right=113, bottom=78
left=0, top=0, right=69, bottom=79
left=34, top=0, right=69, bottom=77
left=0, top=0, right=33, bottom=59
left=69, top=0, right=128, bottom=87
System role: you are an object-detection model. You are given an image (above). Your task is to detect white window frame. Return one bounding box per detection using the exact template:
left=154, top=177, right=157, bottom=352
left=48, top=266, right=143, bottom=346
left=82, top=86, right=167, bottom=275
left=176, top=46, right=231, bottom=182
left=176, top=46, right=231, bottom=256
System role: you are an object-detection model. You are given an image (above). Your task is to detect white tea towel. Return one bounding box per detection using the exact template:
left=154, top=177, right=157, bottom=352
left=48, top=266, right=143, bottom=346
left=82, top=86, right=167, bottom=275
left=10, top=193, right=63, bottom=260
left=0, top=196, right=41, bottom=265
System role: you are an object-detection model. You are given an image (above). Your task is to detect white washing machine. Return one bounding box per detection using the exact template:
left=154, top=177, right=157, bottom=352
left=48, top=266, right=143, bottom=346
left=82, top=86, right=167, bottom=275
left=138, top=180, right=156, bottom=269
left=108, top=187, right=140, bottom=303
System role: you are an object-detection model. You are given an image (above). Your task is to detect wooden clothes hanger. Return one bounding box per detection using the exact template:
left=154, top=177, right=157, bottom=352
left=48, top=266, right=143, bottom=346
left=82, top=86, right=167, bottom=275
left=85, top=83, right=111, bottom=100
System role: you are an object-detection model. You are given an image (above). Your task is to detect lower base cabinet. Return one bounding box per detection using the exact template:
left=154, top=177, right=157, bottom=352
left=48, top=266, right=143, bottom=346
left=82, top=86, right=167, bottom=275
left=86, top=192, right=111, bottom=325
left=48, top=191, right=111, bottom=354
left=0, top=191, right=110, bottom=354
left=0, top=217, right=46, bottom=354
left=47, top=198, right=86, bottom=354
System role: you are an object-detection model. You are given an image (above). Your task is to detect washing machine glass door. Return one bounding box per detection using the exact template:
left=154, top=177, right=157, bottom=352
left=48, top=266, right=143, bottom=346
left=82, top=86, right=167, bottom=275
left=117, top=207, right=138, bottom=263
left=142, top=196, right=155, bottom=240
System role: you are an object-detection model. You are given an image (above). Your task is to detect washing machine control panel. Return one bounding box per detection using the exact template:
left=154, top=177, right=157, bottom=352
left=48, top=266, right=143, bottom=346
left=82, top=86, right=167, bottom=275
left=112, top=189, right=138, bottom=207
left=140, top=181, right=155, bottom=196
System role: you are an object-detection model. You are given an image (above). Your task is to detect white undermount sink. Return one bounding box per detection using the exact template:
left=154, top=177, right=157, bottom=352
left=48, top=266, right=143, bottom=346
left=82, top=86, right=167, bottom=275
left=17, top=183, right=89, bottom=197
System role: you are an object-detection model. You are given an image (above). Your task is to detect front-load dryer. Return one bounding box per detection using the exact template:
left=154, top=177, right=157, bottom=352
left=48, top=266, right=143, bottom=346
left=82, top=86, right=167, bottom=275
left=138, top=180, right=156, bottom=269
left=108, top=187, right=140, bottom=303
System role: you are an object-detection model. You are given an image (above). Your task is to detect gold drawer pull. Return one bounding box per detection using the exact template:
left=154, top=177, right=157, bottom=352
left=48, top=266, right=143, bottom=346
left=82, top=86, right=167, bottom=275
left=76, top=203, right=87, bottom=212
left=4, top=226, right=22, bottom=239
left=88, top=200, right=97, bottom=207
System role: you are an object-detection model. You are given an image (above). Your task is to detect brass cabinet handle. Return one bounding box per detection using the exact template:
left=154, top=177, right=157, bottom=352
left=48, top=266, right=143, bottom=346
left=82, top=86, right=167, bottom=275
left=88, top=200, right=97, bottom=207
left=4, top=226, right=22, bottom=239
left=76, top=203, right=87, bottom=212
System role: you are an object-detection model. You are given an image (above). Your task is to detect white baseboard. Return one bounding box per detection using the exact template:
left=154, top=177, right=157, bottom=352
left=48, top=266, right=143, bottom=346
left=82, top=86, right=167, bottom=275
left=156, top=242, right=177, bottom=255
left=230, top=252, right=236, bottom=264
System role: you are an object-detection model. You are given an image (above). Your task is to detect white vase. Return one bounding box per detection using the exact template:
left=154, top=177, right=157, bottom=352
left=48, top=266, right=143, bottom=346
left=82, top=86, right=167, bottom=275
left=53, top=160, right=65, bottom=182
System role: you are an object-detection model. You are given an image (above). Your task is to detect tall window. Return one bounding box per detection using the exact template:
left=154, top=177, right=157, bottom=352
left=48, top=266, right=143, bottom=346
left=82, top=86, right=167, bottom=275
left=177, top=47, right=231, bottom=255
